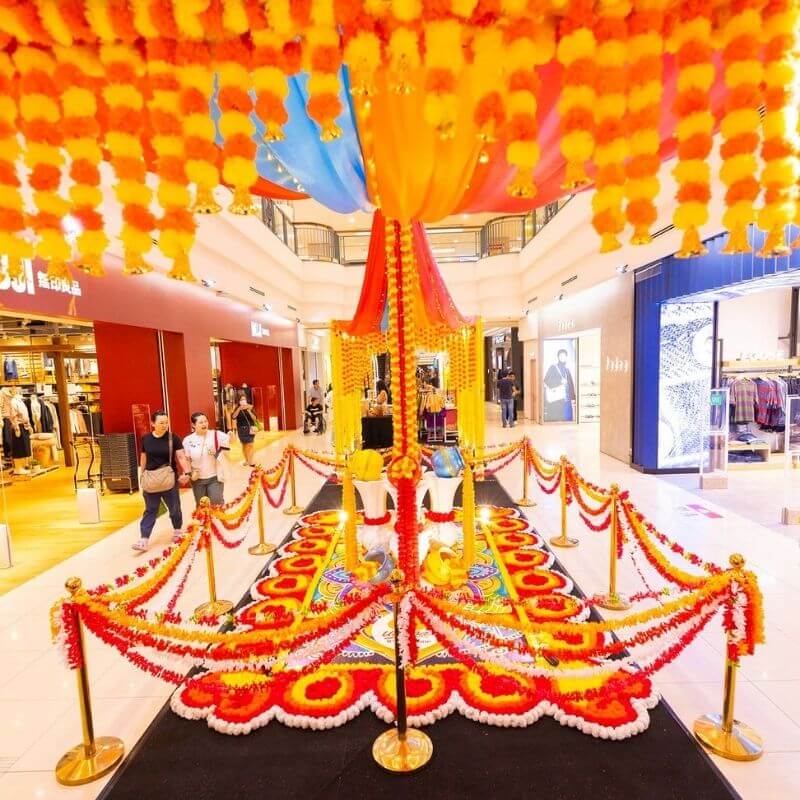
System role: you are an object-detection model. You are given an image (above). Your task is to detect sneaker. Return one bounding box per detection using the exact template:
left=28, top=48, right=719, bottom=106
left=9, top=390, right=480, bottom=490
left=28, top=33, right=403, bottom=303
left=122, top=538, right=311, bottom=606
left=502, top=423, right=508, bottom=428
left=132, top=538, right=149, bottom=552
left=172, top=530, right=184, bottom=543
left=511, top=421, right=516, bottom=427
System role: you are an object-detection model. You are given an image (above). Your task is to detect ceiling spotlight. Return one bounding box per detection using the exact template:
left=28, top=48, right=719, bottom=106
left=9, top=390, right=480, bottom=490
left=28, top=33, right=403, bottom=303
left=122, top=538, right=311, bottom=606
left=616, top=264, right=628, bottom=274
left=201, top=277, right=216, bottom=288
left=348, top=216, right=356, bottom=224
left=262, top=303, right=272, bottom=312
left=554, top=293, right=564, bottom=302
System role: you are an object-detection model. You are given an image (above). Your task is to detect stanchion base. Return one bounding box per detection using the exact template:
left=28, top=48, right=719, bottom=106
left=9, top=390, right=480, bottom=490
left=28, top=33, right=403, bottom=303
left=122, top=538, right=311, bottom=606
left=693, top=713, right=763, bottom=761
left=594, top=592, right=631, bottom=611
left=372, top=728, right=433, bottom=773
left=549, top=535, right=579, bottom=548
left=55, top=737, right=125, bottom=786
left=248, top=541, right=276, bottom=556
left=516, top=497, right=536, bottom=508
left=283, top=505, right=303, bottom=515
left=194, top=599, right=234, bottom=617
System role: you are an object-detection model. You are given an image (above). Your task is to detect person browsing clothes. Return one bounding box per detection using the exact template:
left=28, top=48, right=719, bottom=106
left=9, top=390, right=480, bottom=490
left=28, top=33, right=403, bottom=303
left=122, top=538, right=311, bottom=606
left=134, top=410, right=189, bottom=552
left=182, top=412, right=230, bottom=505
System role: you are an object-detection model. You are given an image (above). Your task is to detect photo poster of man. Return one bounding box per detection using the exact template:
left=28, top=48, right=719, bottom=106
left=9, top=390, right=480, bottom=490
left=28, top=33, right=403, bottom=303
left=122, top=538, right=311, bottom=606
left=543, top=338, right=578, bottom=422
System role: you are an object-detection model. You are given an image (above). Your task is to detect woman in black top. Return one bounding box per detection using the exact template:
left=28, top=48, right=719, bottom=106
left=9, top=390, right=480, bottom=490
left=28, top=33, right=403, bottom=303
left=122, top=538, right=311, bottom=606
left=133, top=410, right=189, bottom=552
left=232, top=394, right=259, bottom=467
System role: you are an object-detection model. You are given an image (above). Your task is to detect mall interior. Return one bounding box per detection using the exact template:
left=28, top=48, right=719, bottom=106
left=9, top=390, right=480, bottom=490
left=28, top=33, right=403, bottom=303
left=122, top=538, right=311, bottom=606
left=1, top=4, right=800, bottom=799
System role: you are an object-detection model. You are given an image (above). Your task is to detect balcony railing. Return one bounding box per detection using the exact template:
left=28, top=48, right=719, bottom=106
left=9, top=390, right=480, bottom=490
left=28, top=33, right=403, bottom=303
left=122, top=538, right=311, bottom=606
left=259, top=195, right=571, bottom=265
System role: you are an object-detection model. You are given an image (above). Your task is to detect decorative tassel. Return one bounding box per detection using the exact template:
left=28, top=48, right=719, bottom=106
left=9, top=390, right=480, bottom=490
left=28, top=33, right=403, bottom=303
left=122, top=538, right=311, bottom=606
left=757, top=226, right=791, bottom=258
left=721, top=225, right=751, bottom=255
left=167, top=252, right=196, bottom=282
left=123, top=252, right=152, bottom=276
left=191, top=186, right=221, bottom=214
left=675, top=227, right=708, bottom=259
left=228, top=186, right=256, bottom=215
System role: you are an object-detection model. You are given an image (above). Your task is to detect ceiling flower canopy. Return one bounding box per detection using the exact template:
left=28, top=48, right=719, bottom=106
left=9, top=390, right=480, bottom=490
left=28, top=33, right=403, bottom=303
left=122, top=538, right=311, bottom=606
left=0, top=0, right=797, bottom=283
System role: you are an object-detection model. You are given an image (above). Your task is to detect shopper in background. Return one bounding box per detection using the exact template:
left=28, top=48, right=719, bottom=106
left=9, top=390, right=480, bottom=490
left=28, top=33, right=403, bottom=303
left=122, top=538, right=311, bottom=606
left=134, top=410, right=189, bottom=552
left=497, top=371, right=517, bottom=428
left=232, top=394, right=259, bottom=467
left=183, top=412, right=230, bottom=505
left=308, top=379, right=323, bottom=405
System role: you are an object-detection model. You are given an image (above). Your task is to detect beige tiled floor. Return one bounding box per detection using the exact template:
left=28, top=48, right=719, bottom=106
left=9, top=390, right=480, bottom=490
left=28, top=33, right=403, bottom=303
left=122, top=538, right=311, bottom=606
left=0, top=410, right=798, bottom=798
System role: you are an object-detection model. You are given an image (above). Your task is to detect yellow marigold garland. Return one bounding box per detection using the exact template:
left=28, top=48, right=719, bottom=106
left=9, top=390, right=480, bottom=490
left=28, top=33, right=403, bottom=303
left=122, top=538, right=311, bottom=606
left=757, top=0, right=800, bottom=257
left=387, top=26, right=420, bottom=95
left=423, top=19, right=464, bottom=140
left=100, top=43, right=155, bottom=275
left=557, top=0, right=597, bottom=190
left=13, top=46, right=71, bottom=281
left=591, top=4, right=629, bottom=253
left=625, top=1, right=664, bottom=245
left=305, top=0, right=343, bottom=142
left=671, top=0, right=715, bottom=258
left=719, top=0, right=764, bottom=254
left=0, top=53, right=32, bottom=281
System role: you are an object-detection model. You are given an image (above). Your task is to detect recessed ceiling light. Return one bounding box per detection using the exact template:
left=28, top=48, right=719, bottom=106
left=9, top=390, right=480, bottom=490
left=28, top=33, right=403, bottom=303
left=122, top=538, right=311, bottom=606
left=262, top=303, right=272, bottom=312
left=348, top=216, right=356, bottom=224
left=616, top=264, right=628, bottom=274
left=201, top=277, right=216, bottom=288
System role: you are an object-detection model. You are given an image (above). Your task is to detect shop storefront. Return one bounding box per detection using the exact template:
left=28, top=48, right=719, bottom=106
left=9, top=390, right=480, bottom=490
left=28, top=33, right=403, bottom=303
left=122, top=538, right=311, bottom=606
left=521, top=274, right=634, bottom=463
left=632, top=226, right=800, bottom=473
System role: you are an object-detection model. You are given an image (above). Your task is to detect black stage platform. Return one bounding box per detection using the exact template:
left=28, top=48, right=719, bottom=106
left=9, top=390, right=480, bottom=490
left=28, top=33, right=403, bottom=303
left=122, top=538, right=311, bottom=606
left=99, top=478, right=739, bottom=800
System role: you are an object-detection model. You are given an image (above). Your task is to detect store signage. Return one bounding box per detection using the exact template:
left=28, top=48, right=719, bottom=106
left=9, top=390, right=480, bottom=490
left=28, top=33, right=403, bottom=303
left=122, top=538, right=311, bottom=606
left=605, top=356, right=630, bottom=373
left=556, top=319, right=575, bottom=333
left=0, top=257, right=82, bottom=297
left=250, top=320, right=270, bottom=339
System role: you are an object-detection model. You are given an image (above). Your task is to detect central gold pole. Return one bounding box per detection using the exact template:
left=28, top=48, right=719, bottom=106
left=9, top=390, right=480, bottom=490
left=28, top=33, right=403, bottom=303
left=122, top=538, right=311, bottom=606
left=195, top=498, right=234, bottom=617
left=55, top=578, right=124, bottom=785
left=517, top=439, right=535, bottom=507
left=249, top=469, right=276, bottom=556
left=550, top=456, right=579, bottom=548
left=595, top=484, right=630, bottom=610
left=693, top=554, right=763, bottom=761
left=372, top=570, right=433, bottom=772
left=283, top=447, right=303, bottom=515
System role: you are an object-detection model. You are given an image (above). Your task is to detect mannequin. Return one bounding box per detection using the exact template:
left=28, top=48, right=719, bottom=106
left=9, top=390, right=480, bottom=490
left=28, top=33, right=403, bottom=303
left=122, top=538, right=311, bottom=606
left=10, top=388, right=32, bottom=473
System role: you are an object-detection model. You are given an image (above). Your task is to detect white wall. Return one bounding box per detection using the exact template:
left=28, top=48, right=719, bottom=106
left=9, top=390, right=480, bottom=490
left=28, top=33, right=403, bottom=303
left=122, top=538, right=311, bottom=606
left=716, top=287, right=794, bottom=361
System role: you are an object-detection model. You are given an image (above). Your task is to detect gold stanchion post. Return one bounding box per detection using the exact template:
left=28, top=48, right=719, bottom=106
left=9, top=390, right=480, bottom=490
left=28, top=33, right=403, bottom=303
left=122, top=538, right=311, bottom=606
left=693, top=554, right=764, bottom=761
left=283, top=447, right=303, bottom=515
left=550, top=456, right=579, bottom=548
left=195, top=498, right=234, bottom=617
left=594, top=484, right=630, bottom=611
left=517, top=439, right=535, bottom=508
left=373, top=569, right=433, bottom=772
left=249, top=468, right=276, bottom=556
left=55, top=578, right=124, bottom=786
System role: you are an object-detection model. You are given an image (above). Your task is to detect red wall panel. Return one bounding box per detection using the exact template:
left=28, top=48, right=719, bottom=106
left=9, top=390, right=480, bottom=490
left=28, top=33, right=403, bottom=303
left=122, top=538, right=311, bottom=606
left=218, top=341, right=282, bottom=430
left=281, top=347, right=300, bottom=429
left=94, top=322, right=163, bottom=433
left=162, top=331, right=191, bottom=437
left=183, top=331, right=215, bottom=425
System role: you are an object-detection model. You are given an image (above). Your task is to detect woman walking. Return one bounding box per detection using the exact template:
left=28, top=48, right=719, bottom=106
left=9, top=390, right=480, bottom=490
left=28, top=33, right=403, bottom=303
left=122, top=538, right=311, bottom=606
left=134, top=410, right=189, bottom=552
left=232, top=394, right=259, bottom=467
left=183, top=412, right=230, bottom=506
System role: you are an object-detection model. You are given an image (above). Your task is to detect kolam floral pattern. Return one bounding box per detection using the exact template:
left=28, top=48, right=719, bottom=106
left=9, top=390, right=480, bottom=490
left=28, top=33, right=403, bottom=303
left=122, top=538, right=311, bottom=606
left=171, top=506, right=658, bottom=737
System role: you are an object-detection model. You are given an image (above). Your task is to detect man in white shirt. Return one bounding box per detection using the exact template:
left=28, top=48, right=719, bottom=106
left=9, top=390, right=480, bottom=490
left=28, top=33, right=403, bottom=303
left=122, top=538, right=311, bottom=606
left=182, top=412, right=231, bottom=505
left=308, top=379, right=323, bottom=405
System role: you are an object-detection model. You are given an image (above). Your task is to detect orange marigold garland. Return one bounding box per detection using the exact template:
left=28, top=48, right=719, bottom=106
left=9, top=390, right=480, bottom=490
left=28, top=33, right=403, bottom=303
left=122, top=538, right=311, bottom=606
left=305, top=0, right=343, bottom=142
left=147, top=39, right=197, bottom=282
left=252, top=28, right=291, bottom=142
left=13, top=46, right=72, bottom=281
left=0, top=53, right=32, bottom=282
left=557, top=0, right=597, bottom=190
left=215, top=39, right=258, bottom=214
left=100, top=43, right=155, bottom=275
left=471, top=28, right=506, bottom=159
left=757, top=0, right=800, bottom=257
left=56, top=45, right=107, bottom=276
left=591, top=5, right=628, bottom=253
left=177, top=42, right=221, bottom=214
left=719, top=0, right=764, bottom=254
left=423, top=19, right=464, bottom=140
left=624, top=1, right=664, bottom=245
left=387, top=26, right=420, bottom=95
left=504, top=21, right=555, bottom=199
left=671, top=0, right=715, bottom=258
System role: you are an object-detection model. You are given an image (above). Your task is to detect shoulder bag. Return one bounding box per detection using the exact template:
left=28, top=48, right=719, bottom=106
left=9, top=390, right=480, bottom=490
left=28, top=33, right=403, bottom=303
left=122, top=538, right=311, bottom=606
left=141, top=433, right=176, bottom=493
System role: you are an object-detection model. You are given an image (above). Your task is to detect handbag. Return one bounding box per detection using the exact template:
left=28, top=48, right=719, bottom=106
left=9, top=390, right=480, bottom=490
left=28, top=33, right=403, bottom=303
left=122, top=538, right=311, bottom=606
left=244, top=409, right=258, bottom=435
left=545, top=383, right=567, bottom=404
left=141, top=433, right=175, bottom=493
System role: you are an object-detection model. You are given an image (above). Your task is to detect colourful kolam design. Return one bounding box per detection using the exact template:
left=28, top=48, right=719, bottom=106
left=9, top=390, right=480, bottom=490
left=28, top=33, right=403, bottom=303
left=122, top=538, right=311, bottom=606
left=171, top=506, right=658, bottom=737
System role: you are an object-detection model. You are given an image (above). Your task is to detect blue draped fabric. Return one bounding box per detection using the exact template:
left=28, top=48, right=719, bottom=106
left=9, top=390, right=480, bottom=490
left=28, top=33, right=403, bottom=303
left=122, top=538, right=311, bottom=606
left=210, top=68, right=370, bottom=214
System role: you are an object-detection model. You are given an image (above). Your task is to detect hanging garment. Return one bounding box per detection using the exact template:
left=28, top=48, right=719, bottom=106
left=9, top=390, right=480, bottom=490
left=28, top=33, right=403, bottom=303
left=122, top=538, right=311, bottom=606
left=43, top=400, right=61, bottom=446
left=730, top=378, right=757, bottom=424
left=29, top=395, right=42, bottom=433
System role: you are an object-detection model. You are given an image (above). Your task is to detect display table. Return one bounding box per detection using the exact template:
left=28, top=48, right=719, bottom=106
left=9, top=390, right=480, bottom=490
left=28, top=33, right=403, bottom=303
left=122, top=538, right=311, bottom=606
left=361, top=415, right=393, bottom=449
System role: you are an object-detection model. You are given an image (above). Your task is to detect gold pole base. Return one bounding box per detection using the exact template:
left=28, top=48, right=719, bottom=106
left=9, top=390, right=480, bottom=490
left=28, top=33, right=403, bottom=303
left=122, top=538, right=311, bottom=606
left=372, top=728, right=433, bottom=773
left=549, top=535, right=579, bottom=548
left=283, top=505, right=303, bottom=515
left=516, top=497, right=536, bottom=507
left=693, top=713, right=763, bottom=761
left=594, top=592, right=631, bottom=611
left=194, top=599, right=234, bottom=617
left=55, top=737, right=124, bottom=786
left=248, top=541, right=276, bottom=556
